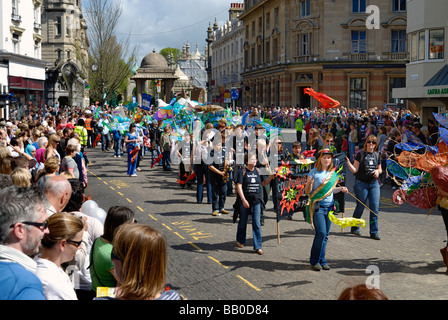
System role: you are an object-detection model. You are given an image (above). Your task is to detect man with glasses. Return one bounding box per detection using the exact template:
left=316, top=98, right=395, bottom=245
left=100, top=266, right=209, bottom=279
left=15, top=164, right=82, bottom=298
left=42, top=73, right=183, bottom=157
left=0, top=186, right=49, bottom=300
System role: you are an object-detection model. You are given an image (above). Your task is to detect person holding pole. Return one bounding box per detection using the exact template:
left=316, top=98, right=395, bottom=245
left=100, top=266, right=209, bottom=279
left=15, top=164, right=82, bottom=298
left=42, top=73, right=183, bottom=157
left=235, top=153, right=274, bottom=255
left=305, top=149, right=348, bottom=271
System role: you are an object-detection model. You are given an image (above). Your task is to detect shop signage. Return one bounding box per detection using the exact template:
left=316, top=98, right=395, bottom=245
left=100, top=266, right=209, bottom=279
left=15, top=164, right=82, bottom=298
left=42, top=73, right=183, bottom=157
left=427, top=87, right=448, bottom=95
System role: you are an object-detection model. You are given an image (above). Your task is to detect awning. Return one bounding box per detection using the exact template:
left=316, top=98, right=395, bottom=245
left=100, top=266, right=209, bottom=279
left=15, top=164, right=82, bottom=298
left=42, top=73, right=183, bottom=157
left=425, top=64, right=448, bottom=87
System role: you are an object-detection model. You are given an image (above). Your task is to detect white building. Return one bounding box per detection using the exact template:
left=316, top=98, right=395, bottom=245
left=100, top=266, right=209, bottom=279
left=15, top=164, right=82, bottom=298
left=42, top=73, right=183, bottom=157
left=393, top=0, right=448, bottom=123
left=210, top=3, right=245, bottom=106
left=0, top=0, right=47, bottom=119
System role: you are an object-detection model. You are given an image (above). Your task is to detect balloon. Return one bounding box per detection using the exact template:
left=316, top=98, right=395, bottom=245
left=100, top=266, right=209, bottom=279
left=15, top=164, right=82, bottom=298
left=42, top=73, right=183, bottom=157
left=88, top=207, right=107, bottom=225
left=80, top=200, right=98, bottom=216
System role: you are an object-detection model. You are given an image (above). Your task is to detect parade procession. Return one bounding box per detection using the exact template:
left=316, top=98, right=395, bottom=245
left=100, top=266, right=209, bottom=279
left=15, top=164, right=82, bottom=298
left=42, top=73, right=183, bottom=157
left=0, top=0, right=448, bottom=310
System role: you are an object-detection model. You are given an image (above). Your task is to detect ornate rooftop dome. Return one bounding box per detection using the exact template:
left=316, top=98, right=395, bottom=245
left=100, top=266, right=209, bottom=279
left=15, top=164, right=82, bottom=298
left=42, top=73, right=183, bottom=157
left=140, top=49, right=169, bottom=69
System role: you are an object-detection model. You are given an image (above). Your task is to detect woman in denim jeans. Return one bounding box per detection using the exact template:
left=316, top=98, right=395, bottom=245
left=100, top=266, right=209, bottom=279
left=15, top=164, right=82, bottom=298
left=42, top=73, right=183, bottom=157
left=305, top=149, right=348, bottom=271
left=346, top=135, right=382, bottom=240
left=235, top=153, right=274, bottom=255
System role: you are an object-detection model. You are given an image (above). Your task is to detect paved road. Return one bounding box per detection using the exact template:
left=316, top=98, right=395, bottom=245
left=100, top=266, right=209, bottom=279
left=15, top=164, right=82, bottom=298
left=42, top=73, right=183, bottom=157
left=85, top=129, right=448, bottom=302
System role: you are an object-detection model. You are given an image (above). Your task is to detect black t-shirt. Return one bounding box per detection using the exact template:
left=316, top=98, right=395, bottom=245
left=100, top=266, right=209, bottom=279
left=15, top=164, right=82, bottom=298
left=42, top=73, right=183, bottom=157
left=235, top=167, right=264, bottom=205
left=355, top=150, right=379, bottom=183
left=209, top=149, right=226, bottom=183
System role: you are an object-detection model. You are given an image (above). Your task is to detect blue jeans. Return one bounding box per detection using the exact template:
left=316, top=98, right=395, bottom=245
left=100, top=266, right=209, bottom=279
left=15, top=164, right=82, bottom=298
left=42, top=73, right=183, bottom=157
left=310, top=205, right=332, bottom=266
left=101, top=134, right=110, bottom=151
left=349, top=141, right=356, bottom=160
left=351, top=179, right=380, bottom=236
left=211, top=179, right=227, bottom=212
left=162, top=150, right=171, bottom=170
left=237, top=202, right=262, bottom=250
left=113, top=137, right=122, bottom=156
left=195, top=164, right=212, bottom=204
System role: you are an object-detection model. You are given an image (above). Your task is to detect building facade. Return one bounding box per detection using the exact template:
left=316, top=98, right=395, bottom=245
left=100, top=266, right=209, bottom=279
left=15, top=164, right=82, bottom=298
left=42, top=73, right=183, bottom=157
left=239, top=0, right=408, bottom=109
left=0, top=0, right=47, bottom=119
left=209, top=3, right=245, bottom=106
left=41, top=0, right=89, bottom=108
left=393, top=0, right=448, bottom=123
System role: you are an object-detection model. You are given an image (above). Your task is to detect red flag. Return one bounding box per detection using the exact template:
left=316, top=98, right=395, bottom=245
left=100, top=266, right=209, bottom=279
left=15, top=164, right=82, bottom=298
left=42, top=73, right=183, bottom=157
left=92, top=134, right=101, bottom=148
left=151, top=154, right=163, bottom=168
left=304, top=88, right=340, bottom=109
left=130, top=146, right=140, bottom=163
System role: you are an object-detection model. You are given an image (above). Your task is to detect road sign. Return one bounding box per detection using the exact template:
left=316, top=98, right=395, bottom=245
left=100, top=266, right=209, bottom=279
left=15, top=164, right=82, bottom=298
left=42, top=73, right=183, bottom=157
left=231, top=89, right=239, bottom=100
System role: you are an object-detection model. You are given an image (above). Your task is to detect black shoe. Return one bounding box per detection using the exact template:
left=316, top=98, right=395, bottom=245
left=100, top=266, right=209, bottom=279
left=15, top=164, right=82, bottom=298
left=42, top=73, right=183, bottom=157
left=370, top=234, right=381, bottom=240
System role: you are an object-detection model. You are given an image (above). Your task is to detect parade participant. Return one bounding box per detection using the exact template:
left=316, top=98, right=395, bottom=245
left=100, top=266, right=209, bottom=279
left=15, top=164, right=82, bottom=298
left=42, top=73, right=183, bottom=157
left=112, top=126, right=122, bottom=158
left=346, top=135, right=382, bottom=240
left=124, top=123, right=139, bottom=177
left=84, top=111, right=95, bottom=148
left=307, top=128, right=324, bottom=155
left=193, top=125, right=212, bottom=204
left=176, top=131, right=193, bottom=189
left=34, top=213, right=85, bottom=300
left=295, top=115, right=304, bottom=144
left=0, top=186, right=49, bottom=300
left=99, top=113, right=111, bottom=152
left=89, top=206, right=135, bottom=294
left=208, top=131, right=229, bottom=216
left=235, top=153, right=275, bottom=255
left=160, top=124, right=172, bottom=171
left=97, top=223, right=180, bottom=300
left=305, top=149, right=348, bottom=271
left=74, top=119, right=88, bottom=153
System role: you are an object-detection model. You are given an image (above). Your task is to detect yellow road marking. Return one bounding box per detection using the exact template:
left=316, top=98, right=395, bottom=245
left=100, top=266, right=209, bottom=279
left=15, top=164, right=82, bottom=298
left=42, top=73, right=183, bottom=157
left=137, top=206, right=144, bottom=212
left=117, top=192, right=124, bottom=196
left=208, top=256, right=229, bottom=269
left=148, top=214, right=158, bottom=221
left=174, top=232, right=185, bottom=240
left=126, top=198, right=132, bottom=203
left=162, top=223, right=172, bottom=231
left=237, top=275, right=261, bottom=291
left=188, top=242, right=203, bottom=251
left=110, top=186, right=115, bottom=191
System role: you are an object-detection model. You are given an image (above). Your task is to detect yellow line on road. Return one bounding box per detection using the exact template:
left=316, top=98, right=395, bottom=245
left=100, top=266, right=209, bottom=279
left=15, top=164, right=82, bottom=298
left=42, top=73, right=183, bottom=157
left=208, top=256, right=229, bottom=269
left=103, top=181, right=108, bottom=185
left=110, top=186, right=115, bottom=191
left=188, top=242, right=203, bottom=251
left=237, top=275, right=261, bottom=292
left=173, top=232, right=185, bottom=240
left=117, top=192, right=123, bottom=196
left=148, top=214, right=158, bottom=221
left=162, top=223, right=172, bottom=231
left=126, top=198, right=132, bottom=203
left=136, top=206, right=144, bottom=212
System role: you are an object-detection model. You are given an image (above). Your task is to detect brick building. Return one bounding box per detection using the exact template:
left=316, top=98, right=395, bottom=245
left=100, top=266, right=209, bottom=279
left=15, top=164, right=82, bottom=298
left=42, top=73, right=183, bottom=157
left=239, top=0, right=408, bottom=109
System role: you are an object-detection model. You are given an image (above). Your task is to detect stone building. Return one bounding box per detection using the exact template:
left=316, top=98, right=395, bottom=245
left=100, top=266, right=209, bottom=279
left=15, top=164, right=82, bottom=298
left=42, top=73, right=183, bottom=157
left=41, top=0, right=89, bottom=108
left=209, top=3, right=245, bottom=106
left=239, top=0, right=408, bottom=109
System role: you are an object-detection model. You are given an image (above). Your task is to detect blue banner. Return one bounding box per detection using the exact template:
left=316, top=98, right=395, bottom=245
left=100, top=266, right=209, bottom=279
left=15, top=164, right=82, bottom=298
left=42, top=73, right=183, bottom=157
left=141, top=93, right=152, bottom=111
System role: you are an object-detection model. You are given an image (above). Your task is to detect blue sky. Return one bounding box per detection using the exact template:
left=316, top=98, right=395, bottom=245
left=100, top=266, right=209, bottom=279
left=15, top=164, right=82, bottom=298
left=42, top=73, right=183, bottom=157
left=110, top=0, right=243, bottom=62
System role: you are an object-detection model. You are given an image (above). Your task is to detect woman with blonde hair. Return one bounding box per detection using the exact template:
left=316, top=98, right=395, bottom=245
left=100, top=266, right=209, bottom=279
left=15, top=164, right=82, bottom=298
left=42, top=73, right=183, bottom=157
left=10, top=168, right=32, bottom=187
left=35, top=213, right=85, bottom=300
left=36, top=156, right=60, bottom=190
left=102, top=223, right=180, bottom=300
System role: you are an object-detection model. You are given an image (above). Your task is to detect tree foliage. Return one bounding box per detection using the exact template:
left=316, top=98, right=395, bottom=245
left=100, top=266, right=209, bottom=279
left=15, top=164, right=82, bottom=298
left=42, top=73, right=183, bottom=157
left=84, top=0, right=138, bottom=105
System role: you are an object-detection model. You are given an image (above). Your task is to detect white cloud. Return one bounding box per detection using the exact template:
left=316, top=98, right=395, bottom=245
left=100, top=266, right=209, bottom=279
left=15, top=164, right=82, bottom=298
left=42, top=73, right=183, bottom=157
left=111, top=0, right=243, bottom=63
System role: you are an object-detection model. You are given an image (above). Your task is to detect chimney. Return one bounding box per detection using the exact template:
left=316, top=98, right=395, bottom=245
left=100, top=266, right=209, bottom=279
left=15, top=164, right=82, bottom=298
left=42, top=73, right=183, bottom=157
left=229, top=3, right=244, bottom=20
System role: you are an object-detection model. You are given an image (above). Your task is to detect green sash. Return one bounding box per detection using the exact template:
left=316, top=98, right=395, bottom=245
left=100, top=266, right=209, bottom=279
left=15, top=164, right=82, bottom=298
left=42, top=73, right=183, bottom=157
left=306, top=170, right=338, bottom=230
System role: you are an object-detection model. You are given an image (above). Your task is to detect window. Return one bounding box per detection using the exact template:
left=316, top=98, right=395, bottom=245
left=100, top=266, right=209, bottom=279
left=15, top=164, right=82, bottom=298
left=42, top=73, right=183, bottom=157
left=252, top=21, right=255, bottom=36
left=391, top=30, right=406, bottom=53
left=56, top=17, right=62, bottom=36
left=34, top=40, right=40, bottom=58
left=352, top=0, right=366, bottom=13
left=12, top=33, right=20, bottom=54
left=66, top=17, right=71, bottom=37
left=12, top=0, right=18, bottom=14
left=351, top=31, right=366, bottom=53
left=349, top=78, right=367, bottom=109
left=300, top=0, right=310, bottom=17
left=266, top=12, right=270, bottom=31
left=274, top=8, right=279, bottom=26
left=392, top=0, right=406, bottom=12
left=429, top=29, right=444, bottom=60
left=418, top=31, right=425, bottom=61
left=389, top=77, right=406, bottom=103
left=298, top=34, right=310, bottom=56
